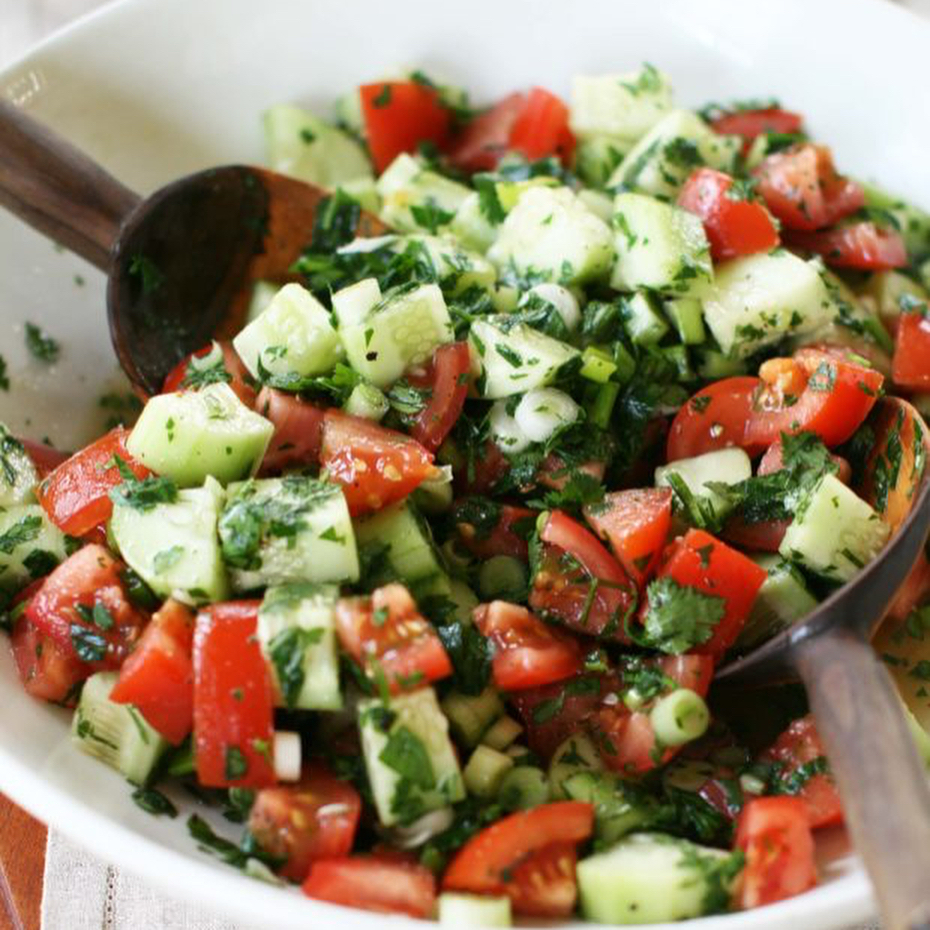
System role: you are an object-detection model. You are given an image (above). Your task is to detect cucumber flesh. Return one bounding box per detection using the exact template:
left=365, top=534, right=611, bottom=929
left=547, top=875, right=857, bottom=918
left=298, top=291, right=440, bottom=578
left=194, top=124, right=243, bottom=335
left=664, top=297, right=706, bottom=345
left=441, top=687, right=504, bottom=748
left=656, top=447, right=752, bottom=520
left=735, top=555, right=818, bottom=650
left=400, top=235, right=497, bottom=295
left=548, top=733, right=605, bottom=798
left=563, top=770, right=665, bottom=845
left=621, top=291, right=669, bottom=345
left=376, top=153, right=471, bottom=234
left=0, top=504, right=68, bottom=592
left=0, top=426, right=39, bottom=506
left=450, top=192, right=498, bottom=254
left=438, top=893, right=512, bottom=927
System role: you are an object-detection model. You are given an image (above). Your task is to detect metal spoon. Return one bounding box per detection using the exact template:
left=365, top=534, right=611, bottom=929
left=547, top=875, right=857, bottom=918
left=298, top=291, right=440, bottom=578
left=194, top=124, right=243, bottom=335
left=0, top=100, right=386, bottom=395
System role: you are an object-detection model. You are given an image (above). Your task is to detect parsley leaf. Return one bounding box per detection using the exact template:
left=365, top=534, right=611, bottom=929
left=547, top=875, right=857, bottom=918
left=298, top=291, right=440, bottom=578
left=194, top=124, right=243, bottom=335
left=410, top=198, right=455, bottom=234
left=268, top=625, right=324, bottom=708
left=132, top=787, right=178, bottom=818
left=24, top=323, right=60, bottom=363
left=379, top=725, right=435, bottom=789
left=0, top=515, right=42, bottom=554
left=641, top=577, right=726, bottom=654
left=108, top=456, right=178, bottom=512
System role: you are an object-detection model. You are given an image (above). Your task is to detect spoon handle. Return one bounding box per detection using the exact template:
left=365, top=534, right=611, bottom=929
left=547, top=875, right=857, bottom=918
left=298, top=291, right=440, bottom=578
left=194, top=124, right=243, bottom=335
left=0, top=101, right=139, bottom=270
left=794, top=628, right=930, bottom=930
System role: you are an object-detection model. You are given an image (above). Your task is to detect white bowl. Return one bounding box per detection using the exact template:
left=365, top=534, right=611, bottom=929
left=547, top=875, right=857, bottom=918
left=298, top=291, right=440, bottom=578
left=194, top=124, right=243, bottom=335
left=2, top=0, right=929, bottom=925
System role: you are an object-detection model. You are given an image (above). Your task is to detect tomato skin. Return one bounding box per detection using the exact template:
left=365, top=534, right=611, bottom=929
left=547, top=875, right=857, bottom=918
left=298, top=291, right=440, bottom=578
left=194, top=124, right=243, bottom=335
left=255, top=387, right=325, bottom=474
left=454, top=500, right=535, bottom=562
left=411, top=342, right=471, bottom=452
left=442, top=802, right=593, bottom=917
left=583, top=488, right=673, bottom=587
left=303, top=856, right=436, bottom=918
left=192, top=601, right=275, bottom=789
left=320, top=410, right=436, bottom=517
left=19, top=440, right=69, bottom=479
left=360, top=82, right=452, bottom=174
left=11, top=617, right=86, bottom=704
left=249, top=765, right=362, bottom=882
left=893, top=312, right=930, bottom=389
left=788, top=222, right=907, bottom=270
left=335, top=583, right=452, bottom=693
left=110, top=600, right=194, bottom=745
left=454, top=440, right=510, bottom=496
left=710, top=108, right=803, bottom=149
left=735, top=796, right=817, bottom=909
left=507, top=87, right=575, bottom=165
left=36, top=428, right=150, bottom=537
left=668, top=378, right=763, bottom=462
left=678, top=168, right=779, bottom=261
left=448, top=93, right=527, bottom=172
left=474, top=601, right=582, bottom=691
left=162, top=341, right=256, bottom=407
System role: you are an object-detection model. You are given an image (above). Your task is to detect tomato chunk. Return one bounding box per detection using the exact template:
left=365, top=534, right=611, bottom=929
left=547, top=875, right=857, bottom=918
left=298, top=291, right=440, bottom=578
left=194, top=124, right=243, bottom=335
left=788, top=222, right=907, bottom=270
left=893, top=308, right=930, bottom=390
left=448, top=93, right=527, bottom=172
left=255, top=387, right=325, bottom=474
left=735, top=796, right=817, bottom=908
left=507, top=87, right=575, bottom=165
left=320, top=410, right=436, bottom=516
left=19, top=440, right=69, bottom=479
left=709, top=107, right=803, bottom=149
left=411, top=342, right=471, bottom=452
left=110, top=599, right=195, bottom=745
left=249, top=764, right=362, bottom=882
left=454, top=500, right=536, bottom=562
left=193, top=601, right=275, bottom=789
left=36, top=428, right=150, bottom=537
left=11, top=617, right=86, bottom=704
left=162, top=341, right=256, bottom=407
left=335, top=583, right=451, bottom=693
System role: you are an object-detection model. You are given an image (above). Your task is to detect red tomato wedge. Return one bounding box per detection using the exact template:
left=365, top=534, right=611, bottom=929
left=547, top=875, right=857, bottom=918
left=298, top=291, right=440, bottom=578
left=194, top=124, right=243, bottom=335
left=36, top=428, right=150, bottom=537
left=110, top=599, right=195, bottom=745
left=448, top=93, right=527, bottom=172
left=735, top=796, right=817, bottom=909
left=745, top=348, right=883, bottom=450
left=753, top=144, right=864, bottom=231
left=454, top=440, right=511, bottom=496
left=303, top=856, right=436, bottom=918
left=709, top=107, right=803, bottom=148
left=411, top=342, right=471, bottom=452
left=19, top=439, right=69, bottom=479
left=893, top=308, right=930, bottom=389
left=320, top=410, right=436, bottom=516
left=667, top=377, right=763, bottom=462
left=25, top=544, right=149, bottom=669
left=11, top=617, right=86, bottom=704
left=583, top=488, right=673, bottom=586
left=162, top=341, right=256, bottom=407
left=256, top=387, right=325, bottom=473
left=787, top=222, right=907, bottom=270
left=678, top=168, right=779, bottom=261
left=758, top=715, right=842, bottom=829
left=192, top=601, right=275, bottom=789
left=454, top=500, right=536, bottom=562
left=507, top=87, right=576, bottom=165
left=335, top=583, right=452, bottom=693
left=474, top=601, right=582, bottom=691
left=442, top=802, right=594, bottom=917
left=360, top=81, right=452, bottom=174
left=249, top=765, right=362, bottom=882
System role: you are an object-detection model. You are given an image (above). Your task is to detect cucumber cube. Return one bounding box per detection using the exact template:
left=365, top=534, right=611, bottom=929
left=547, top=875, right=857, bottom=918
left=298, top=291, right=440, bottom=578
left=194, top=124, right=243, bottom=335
left=377, top=153, right=471, bottom=233
left=233, top=283, right=342, bottom=383
left=488, top=186, right=615, bottom=286
left=621, top=292, right=669, bottom=345
left=570, top=66, right=673, bottom=142
left=438, top=893, right=512, bottom=927
left=338, top=176, right=380, bottom=214
left=220, top=476, right=359, bottom=591
left=127, top=383, right=274, bottom=487
left=110, top=476, right=228, bottom=606
left=257, top=583, right=341, bottom=710
left=736, top=555, right=818, bottom=649
left=0, top=426, right=39, bottom=506
left=332, top=277, right=382, bottom=329
left=780, top=473, right=890, bottom=582
left=359, top=687, right=465, bottom=827
left=0, top=504, right=68, bottom=592
left=450, top=192, right=498, bottom=254
left=247, top=280, right=278, bottom=324
left=403, top=235, right=497, bottom=294
left=611, top=193, right=712, bottom=297
left=656, top=447, right=752, bottom=521
left=354, top=500, right=445, bottom=587
left=575, top=136, right=630, bottom=189
left=664, top=297, right=706, bottom=345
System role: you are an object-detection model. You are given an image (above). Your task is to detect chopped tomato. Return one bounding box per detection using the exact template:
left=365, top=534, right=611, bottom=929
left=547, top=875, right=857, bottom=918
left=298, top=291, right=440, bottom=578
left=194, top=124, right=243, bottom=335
left=893, top=308, right=930, bottom=389
left=583, top=488, right=673, bottom=586
left=709, top=107, right=803, bottom=150
left=787, top=222, right=907, bottom=270
left=11, top=617, right=86, bottom=704
left=335, top=583, right=451, bottom=693
left=886, top=551, right=930, bottom=625
left=320, top=410, right=436, bottom=516
left=303, top=856, right=436, bottom=918
left=255, top=387, right=325, bottom=474
left=667, top=377, right=763, bottom=462
left=454, top=440, right=510, bottom=495
left=678, top=168, right=779, bottom=261
left=25, top=544, right=149, bottom=668
left=758, top=715, right=842, bottom=829
left=537, top=456, right=606, bottom=492
left=442, top=802, right=593, bottom=917
left=474, top=601, right=582, bottom=691
left=757, top=437, right=852, bottom=484
left=411, top=342, right=471, bottom=452
left=249, top=765, right=362, bottom=882
left=745, top=347, right=883, bottom=450
left=360, top=81, right=452, bottom=174
left=36, top=428, right=150, bottom=537
left=507, top=87, right=575, bottom=165
left=110, top=600, right=195, bottom=745
left=19, top=439, right=69, bottom=479
left=448, top=93, right=527, bottom=172
left=735, top=796, right=817, bottom=909
left=753, top=143, right=864, bottom=231
left=192, top=601, right=275, bottom=789
left=162, top=341, right=256, bottom=407
left=454, top=500, right=536, bottom=561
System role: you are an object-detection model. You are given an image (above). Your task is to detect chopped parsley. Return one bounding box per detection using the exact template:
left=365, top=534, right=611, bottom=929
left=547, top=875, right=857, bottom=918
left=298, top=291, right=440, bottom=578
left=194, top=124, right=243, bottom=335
left=640, top=577, right=726, bottom=654
left=24, top=323, right=60, bottom=363
left=268, top=625, right=324, bottom=708
left=107, top=455, right=178, bottom=511
left=0, top=514, right=43, bottom=554
left=131, top=787, right=178, bottom=818
left=379, top=725, right=435, bottom=789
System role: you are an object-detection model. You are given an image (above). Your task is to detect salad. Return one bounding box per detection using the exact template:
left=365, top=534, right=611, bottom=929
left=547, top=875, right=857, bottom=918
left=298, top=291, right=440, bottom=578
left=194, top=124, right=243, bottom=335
left=3, top=63, right=930, bottom=926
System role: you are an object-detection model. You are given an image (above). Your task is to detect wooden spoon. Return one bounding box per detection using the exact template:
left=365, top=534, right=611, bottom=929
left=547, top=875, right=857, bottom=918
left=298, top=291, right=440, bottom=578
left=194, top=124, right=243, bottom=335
left=0, top=100, right=387, bottom=395
left=718, top=397, right=930, bottom=930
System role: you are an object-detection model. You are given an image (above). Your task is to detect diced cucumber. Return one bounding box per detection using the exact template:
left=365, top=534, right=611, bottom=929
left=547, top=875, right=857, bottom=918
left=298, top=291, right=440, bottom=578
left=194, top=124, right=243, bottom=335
left=575, top=135, right=631, bottom=189
left=470, top=317, right=579, bottom=399
left=548, top=733, right=605, bottom=798
left=232, top=283, right=342, bottom=383
left=220, top=476, right=359, bottom=591
left=333, top=88, right=364, bottom=136
left=621, top=291, right=669, bottom=345
left=344, top=382, right=389, bottom=421
left=482, top=715, right=522, bottom=752
left=695, top=347, right=748, bottom=379
left=338, top=176, right=380, bottom=214
left=438, top=893, right=512, bottom=927
left=247, top=280, right=278, bottom=324
left=497, top=766, right=550, bottom=811
left=359, top=687, right=465, bottom=827
left=0, top=426, right=39, bottom=506
left=611, top=192, right=712, bottom=297
left=127, top=383, right=273, bottom=487
left=494, top=176, right=561, bottom=214
left=110, top=476, right=228, bottom=606
left=340, top=283, right=453, bottom=389
left=263, top=103, right=372, bottom=188
left=665, top=297, right=706, bottom=345
left=442, top=687, right=504, bottom=748
left=412, top=466, right=454, bottom=515
left=332, top=277, right=382, bottom=329
left=608, top=109, right=740, bottom=198
left=662, top=345, right=694, bottom=382
left=656, top=447, right=752, bottom=520
left=450, top=192, right=498, bottom=254
left=861, top=270, right=929, bottom=333
left=257, top=583, right=341, bottom=710
left=862, top=181, right=930, bottom=258
left=0, top=504, right=68, bottom=592
left=920, top=258, right=930, bottom=293
left=577, top=188, right=615, bottom=224
left=376, top=153, right=471, bottom=233
left=72, top=672, right=169, bottom=784
left=488, top=186, right=615, bottom=286
left=780, top=473, right=890, bottom=582
left=702, top=251, right=832, bottom=358
left=563, top=770, right=665, bottom=845
left=464, top=745, right=514, bottom=798
left=577, top=832, right=741, bottom=924
left=400, top=235, right=497, bottom=294
left=570, top=66, right=673, bottom=143
left=736, top=555, right=818, bottom=650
